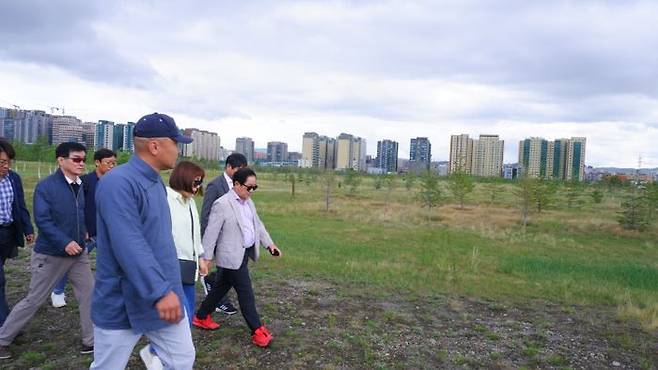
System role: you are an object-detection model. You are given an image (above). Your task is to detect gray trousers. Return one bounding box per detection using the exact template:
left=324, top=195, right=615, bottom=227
left=0, top=249, right=94, bottom=347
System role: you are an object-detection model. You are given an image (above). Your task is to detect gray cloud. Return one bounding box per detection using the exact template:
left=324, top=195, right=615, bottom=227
left=0, top=1, right=157, bottom=87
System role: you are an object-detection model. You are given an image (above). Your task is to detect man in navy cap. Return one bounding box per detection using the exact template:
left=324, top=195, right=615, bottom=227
left=90, top=113, right=196, bottom=369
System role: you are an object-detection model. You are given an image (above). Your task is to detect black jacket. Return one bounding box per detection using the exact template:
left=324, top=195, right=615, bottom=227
left=4, top=170, right=34, bottom=258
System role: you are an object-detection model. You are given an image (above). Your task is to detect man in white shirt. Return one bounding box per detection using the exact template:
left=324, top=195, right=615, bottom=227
left=199, top=153, right=248, bottom=315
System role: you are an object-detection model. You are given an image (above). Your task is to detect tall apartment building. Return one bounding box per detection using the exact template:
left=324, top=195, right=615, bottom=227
left=519, top=137, right=587, bottom=181
left=301, top=132, right=336, bottom=170
left=410, top=137, right=431, bottom=172
left=336, top=133, right=366, bottom=171
left=266, top=141, right=288, bottom=163
left=519, top=137, right=548, bottom=178
left=301, top=132, right=319, bottom=168
left=113, top=124, right=126, bottom=151
left=565, top=137, right=586, bottom=181
left=182, top=128, right=221, bottom=161
left=52, top=116, right=95, bottom=148
left=449, top=134, right=504, bottom=177
left=449, top=134, right=473, bottom=173
left=472, top=135, right=504, bottom=177
left=123, top=123, right=135, bottom=152
left=376, top=139, right=399, bottom=173
left=16, top=110, right=51, bottom=144
left=96, top=120, right=115, bottom=149
left=0, top=108, right=8, bottom=139
left=235, top=137, right=255, bottom=163
left=0, top=108, right=22, bottom=141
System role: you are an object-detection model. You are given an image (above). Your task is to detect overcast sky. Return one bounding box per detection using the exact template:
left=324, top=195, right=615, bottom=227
left=1, top=1, right=657, bottom=167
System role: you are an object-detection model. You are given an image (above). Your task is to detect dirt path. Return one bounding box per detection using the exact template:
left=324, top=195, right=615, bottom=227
left=1, top=256, right=656, bottom=369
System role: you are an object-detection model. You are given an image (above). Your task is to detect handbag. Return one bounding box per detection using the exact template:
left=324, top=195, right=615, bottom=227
left=179, top=205, right=197, bottom=285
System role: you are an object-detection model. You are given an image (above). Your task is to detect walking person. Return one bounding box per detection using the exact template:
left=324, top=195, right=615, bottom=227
left=193, top=168, right=282, bottom=347
left=0, top=139, right=34, bottom=327
left=0, top=142, right=94, bottom=360
left=199, top=153, right=248, bottom=316
left=51, top=148, right=116, bottom=308
left=90, top=113, right=195, bottom=369
left=140, top=161, right=207, bottom=369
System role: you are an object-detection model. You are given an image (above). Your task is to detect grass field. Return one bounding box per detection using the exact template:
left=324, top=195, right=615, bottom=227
left=2, top=160, right=657, bottom=369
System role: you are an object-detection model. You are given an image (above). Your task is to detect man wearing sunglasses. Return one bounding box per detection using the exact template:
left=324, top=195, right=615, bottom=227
left=194, top=168, right=282, bottom=347
left=199, top=152, right=248, bottom=316
left=0, top=142, right=94, bottom=360
left=51, top=148, right=117, bottom=309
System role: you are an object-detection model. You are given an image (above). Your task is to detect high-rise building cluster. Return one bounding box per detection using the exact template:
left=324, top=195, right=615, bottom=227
left=518, top=137, right=586, bottom=181
left=2, top=106, right=591, bottom=179
left=95, top=120, right=136, bottom=152
left=449, top=134, right=504, bottom=177
left=301, top=132, right=367, bottom=171
left=182, top=129, right=221, bottom=161
left=0, top=106, right=223, bottom=161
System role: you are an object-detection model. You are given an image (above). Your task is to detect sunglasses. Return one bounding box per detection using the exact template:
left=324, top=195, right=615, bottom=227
left=243, top=184, right=258, bottom=192
left=193, top=179, right=203, bottom=187
left=68, top=157, right=86, bottom=163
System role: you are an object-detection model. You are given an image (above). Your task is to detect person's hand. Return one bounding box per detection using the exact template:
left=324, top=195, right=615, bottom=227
left=267, top=244, right=282, bottom=258
left=64, top=241, right=83, bottom=255
left=25, top=234, right=34, bottom=244
left=155, top=291, right=182, bottom=323
left=198, top=259, right=209, bottom=277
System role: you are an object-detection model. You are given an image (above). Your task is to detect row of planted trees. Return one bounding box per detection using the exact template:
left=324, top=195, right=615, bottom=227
left=263, top=166, right=658, bottom=232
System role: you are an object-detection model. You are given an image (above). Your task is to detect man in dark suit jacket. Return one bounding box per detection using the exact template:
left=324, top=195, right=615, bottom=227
left=0, top=139, right=34, bottom=327
left=200, top=153, right=248, bottom=315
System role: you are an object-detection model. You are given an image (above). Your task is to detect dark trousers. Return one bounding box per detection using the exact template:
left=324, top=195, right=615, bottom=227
left=0, top=224, right=16, bottom=326
left=197, top=248, right=262, bottom=332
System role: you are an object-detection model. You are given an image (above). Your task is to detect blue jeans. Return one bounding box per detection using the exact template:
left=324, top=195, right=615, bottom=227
left=182, top=283, right=195, bottom=327
left=52, top=239, right=95, bottom=295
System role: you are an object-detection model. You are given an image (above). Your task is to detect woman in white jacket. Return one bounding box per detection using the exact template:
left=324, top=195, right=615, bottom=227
left=141, top=161, right=207, bottom=369
left=166, top=161, right=207, bottom=325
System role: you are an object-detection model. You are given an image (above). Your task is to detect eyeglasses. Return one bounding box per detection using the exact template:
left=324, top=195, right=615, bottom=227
left=0, top=160, right=11, bottom=167
left=101, top=160, right=116, bottom=167
left=193, top=179, right=203, bottom=187
left=68, top=157, right=86, bottom=163
left=243, top=184, right=258, bottom=192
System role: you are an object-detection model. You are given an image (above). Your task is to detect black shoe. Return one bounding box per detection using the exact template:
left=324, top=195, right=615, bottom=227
left=0, top=346, right=11, bottom=360
left=80, top=345, right=94, bottom=354
left=216, top=302, right=237, bottom=315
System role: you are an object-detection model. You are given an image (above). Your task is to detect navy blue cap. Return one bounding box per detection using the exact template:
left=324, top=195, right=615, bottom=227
left=134, top=113, right=193, bottom=144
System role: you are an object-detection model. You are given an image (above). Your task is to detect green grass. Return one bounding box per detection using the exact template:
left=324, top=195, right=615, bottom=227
left=10, top=160, right=658, bottom=331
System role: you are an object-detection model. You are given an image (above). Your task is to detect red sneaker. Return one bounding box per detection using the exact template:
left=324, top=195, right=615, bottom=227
left=192, top=315, right=220, bottom=330
left=252, top=325, right=273, bottom=347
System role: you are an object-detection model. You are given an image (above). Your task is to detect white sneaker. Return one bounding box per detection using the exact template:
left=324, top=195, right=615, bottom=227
left=140, top=345, right=163, bottom=370
left=50, top=293, right=66, bottom=308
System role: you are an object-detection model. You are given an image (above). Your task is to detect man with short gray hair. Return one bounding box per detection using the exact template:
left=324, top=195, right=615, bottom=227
left=90, top=113, right=195, bottom=369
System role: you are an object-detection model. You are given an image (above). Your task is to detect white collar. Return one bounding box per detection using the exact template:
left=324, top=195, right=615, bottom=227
left=64, top=174, right=82, bottom=185
left=224, top=172, right=233, bottom=189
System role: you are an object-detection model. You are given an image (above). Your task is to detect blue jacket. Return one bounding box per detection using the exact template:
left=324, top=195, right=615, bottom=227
left=92, top=155, right=184, bottom=332
left=81, top=171, right=99, bottom=237
left=33, top=169, right=86, bottom=257
left=4, top=170, right=34, bottom=257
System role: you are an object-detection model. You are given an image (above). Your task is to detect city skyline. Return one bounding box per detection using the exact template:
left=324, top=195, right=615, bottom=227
left=1, top=2, right=657, bottom=167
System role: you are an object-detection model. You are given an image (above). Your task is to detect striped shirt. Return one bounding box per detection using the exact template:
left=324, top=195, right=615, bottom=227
left=0, top=175, right=14, bottom=225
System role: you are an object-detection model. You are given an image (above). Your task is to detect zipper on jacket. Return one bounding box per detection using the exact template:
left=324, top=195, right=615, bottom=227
left=68, top=182, right=82, bottom=250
